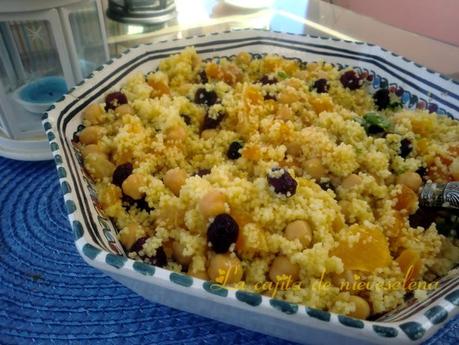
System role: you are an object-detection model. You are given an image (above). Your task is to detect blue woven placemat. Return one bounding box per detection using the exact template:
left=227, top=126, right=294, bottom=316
left=0, top=156, right=457, bottom=344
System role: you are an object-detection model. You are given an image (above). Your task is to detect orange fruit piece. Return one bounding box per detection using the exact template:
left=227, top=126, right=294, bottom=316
left=396, top=249, right=422, bottom=288
left=332, top=225, right=392, bottom=272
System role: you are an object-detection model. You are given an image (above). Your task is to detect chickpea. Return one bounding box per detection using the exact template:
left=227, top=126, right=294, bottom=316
left=172, top=241, right=192, bottom=266
left=84, top=152, right=115, bottom=180
left=286, top=142, right=302, bottom=156
left=79, top=126, right=103, bottom=145
left=166, top=125, right=186, bottom=142
left=99, top=183, right=122, bottom=210
left=341, top=174, right=362, bottom=189
left=396, top=172, right=422, bottom=192
left=269, top=256, right=300, bottom=282
left=276, top=104, right=293, bottom=120
left=201, top=129, right=217, bottom=139
left=115, top=104, right=134, bottom=115
left=304, top=158, right=327, bottom=180
left=285, top=220, right=313, bottom=248
left=163, top=168, right=187, bottom=196
left=199, top=189, right=227, bottom=218
left=278, top=90, right=299, bottom=104
left=235, top=51, right=251, bottom=65
left=331, top=269, right=355, bottom=290
left=83, top=103, right=104, bottom=125
left=348, top=295, right=371, bottom=319
left=81, top=144, right=106, bottom=158
left=207, top=253, right=243, bottom=284
left=122, top=173, right=146, bottom=200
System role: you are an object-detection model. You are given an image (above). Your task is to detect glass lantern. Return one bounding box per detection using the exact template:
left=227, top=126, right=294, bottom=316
left=0, top=0, right=108, bottom=160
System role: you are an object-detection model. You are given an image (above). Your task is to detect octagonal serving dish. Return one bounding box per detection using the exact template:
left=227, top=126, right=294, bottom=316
left=42, top=29, right=459, bottom=344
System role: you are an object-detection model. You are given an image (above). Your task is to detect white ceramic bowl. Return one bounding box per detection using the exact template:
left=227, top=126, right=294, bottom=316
left=42, top=29, right=459, bottom=344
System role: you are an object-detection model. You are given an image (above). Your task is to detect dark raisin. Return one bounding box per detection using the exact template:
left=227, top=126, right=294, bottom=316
left=121, top=194, right=136, bottom=210
left=227, top=141, right=243, bottom=160
left=399, top=138, right=413, bottom=158
left=105, top=91, right=128, bottom=111
left=198, top=70, right=208, bottom=84
left=130, top=236, right=148, bottom=253
left=259, top=75, right=278, bottom=85
left=409, top=207, right=438, bottom=229
left=195, top=168, right=211, bottom=177
left=130, top=238, right=167, bottom=267
left=194, top=88, right=218, bottom=106
left=73, top=125, right=86, bottom=143
left=403, top=291, right=414, bottom=302
left=135, top=197, right=154, bottom=213
left=319, top=181, right=334, bottom=191
left=267, top=168, right=297, bottom=197
left=202, top=111, right=225, bottom=130
left=367, top=124, right=386, bottom=135
left=73, top=132, right=80, bottom=143
left=122, top=194, right=154, bottom=212
left=416, top=166, right=428, bottom=179
left=112, top=163, right=133, bottom=187
left=340, top=70, right=363, bottom=90
left=264, top=93, right=276, bottom=101
left=373, top=89, right=390, bottom=110
left=207, top=214, right=239, bottom=253
left=146, top=247, right=168, bottom=267
left=312, top=79, right=329, bottom=94
left=181, top=114, right=192, bottom=125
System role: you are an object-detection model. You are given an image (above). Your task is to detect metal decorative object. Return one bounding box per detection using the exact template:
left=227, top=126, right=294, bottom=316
left=107, top=0, right=176, bottom=25
left=420, top=182, right=459, bottom=210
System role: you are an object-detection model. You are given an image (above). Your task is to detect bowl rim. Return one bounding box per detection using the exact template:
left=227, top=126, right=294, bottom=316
left=42, top=28, right=459, bottom=344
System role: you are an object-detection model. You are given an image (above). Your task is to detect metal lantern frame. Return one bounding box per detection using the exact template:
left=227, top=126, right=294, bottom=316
left=0, top=0, right=109, bottom=160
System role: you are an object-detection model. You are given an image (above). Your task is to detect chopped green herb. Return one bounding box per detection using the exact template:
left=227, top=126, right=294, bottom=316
left=277, top=71, right=288, bottom=80
left=362, top=112, right=392, bottom=134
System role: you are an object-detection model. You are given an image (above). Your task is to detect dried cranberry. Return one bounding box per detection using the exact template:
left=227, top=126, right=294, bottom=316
left=194, top=88, right=218, bottom=106
left=267, top=168, right=297, bottom=197
left=312, top=79, right=329, bottom=94
left=207, top=214, right=239, bottom=253
left=105, top=91, right=128, bottom=111
left=259, top=75, right=278, bottom=85
left=399, top=138, right=413, bottom=158
left=112, top=163, right=133, bottom=187
left=202, top=111, right=225, bottom=130
left=227, top=141, right=243, bottom=160
left=340, top=70, right=363, bottom=90
left=373, top=89, right=390, bottom=110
